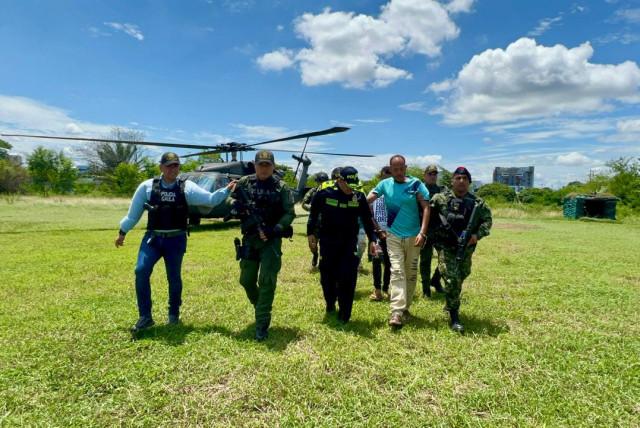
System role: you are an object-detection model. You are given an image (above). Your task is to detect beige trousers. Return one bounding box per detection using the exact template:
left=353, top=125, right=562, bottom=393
left=386, top=232, right=420, bottom=316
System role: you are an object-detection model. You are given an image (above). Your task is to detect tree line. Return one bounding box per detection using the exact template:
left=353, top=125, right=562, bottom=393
left=1, top=131, right=638, bottom=213
left=0, top=128, right=218, bottom=196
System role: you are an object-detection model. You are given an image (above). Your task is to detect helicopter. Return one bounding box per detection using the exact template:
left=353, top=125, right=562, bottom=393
left=2, top=126, right=374, bottom=224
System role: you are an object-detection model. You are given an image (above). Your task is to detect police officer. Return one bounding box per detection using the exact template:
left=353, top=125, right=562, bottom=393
left=420, top=164, right=444, bottom=297
left=227, top=150, right=295, bottom=341
left=430, top=167, right=492, bottom=333
left=302, top=171, right=329, bottom=270
left=116, top=152, right=235, bottom=332
left=307, top=166, right=377, bottom=323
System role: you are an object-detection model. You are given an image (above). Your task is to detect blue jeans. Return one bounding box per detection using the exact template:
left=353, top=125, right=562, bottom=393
left=134, top=231, right=187, bottom=318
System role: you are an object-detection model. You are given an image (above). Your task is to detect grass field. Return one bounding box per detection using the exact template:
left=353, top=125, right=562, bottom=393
left=1, top=196, right=639, bottom=427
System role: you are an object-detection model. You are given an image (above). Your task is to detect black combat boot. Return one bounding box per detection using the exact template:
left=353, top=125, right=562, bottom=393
left=431, top=269, right=444, bottom=293
left=449, top=309, right=464, bottom=334
left=255, top=325, right=269, bottom=341
left=422, top=283, right=431, bottom=298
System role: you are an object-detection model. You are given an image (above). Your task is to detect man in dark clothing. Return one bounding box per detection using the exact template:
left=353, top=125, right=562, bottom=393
left=226, top=150, right=296, bottom=341
left=307, top=166, right=377, bottom=323
left=420, top=164, right=445, bottom=297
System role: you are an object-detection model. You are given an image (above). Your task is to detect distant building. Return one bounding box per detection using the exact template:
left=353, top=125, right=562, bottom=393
left=493, top=166, right=534, bottom=192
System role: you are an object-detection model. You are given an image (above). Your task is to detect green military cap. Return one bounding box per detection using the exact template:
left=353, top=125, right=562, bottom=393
left=424, top=164, right=438, bottom=174
left=255, top=150, right=275, bottom=165
left=160, top=152, right=180, bottom=166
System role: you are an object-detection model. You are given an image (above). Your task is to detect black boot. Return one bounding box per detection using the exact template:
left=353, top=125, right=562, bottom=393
left=449, top=309, right=464, bottom=333
left=255, top=317, right=271, bottom=341
left=431, top=269, right=444, bottom=293
left=422, top=283, right=431, bottom=298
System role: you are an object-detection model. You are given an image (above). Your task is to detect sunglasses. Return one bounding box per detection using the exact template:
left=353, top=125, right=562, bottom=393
left=426, top=172, right=438, bottom=176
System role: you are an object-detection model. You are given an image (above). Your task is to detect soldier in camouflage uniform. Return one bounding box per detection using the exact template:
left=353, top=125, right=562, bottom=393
left=430, top=167, right=492, bottom=333
left=227, top=150, right=296, bottom=341
left=420, top=164, right=444, bottom=297
left=301, top=171, right=329, bottom=212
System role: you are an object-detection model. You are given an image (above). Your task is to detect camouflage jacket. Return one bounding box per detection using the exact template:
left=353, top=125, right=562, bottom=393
left=226, top=174, right=295, bottom=236
left=301, top=186, right=319, bottom=212
left=430, top=189, right=492, bottom=248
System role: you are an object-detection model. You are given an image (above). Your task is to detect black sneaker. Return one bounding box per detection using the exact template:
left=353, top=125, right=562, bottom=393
left=168, top=314, right=180, bottom=325
left=131, top=316, right=154, bottom=332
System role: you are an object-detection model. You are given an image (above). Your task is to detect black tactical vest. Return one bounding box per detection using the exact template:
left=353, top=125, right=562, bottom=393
left=246, top=175, right=284, bottom=228
left=146, top=178, right=189, bottom=230
left=446, top=196, right=476, bottom=236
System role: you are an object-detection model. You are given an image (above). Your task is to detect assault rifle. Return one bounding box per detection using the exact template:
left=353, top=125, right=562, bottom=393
left=225, top=185, right=293, bottom=240
left=455, top=203, right=479, bottom=262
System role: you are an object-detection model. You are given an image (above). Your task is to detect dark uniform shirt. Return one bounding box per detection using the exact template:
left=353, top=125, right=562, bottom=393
left=307, top=184, right=376, bottom=243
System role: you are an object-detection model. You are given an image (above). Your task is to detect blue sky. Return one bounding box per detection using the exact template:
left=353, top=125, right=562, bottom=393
left=1, top=0, right=639, bottom=187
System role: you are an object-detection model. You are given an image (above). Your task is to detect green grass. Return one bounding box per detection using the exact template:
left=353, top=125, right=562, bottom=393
left=1, top=196, right=639, bottom=427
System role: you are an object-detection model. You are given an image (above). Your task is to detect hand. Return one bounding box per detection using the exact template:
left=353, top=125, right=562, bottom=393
left=376, top=229, right=387, bottom=240
left=369, top=241, right=377, bottom=256
left=258, top=229, right=268, bottom=242
left=467, top=234, right=478, bottom=246
left=115, top=234, right=125, bottom=247
left=226, top=180, right=238, bottom=191
left=414, top=233, right=426, bottom=248
left=307, top=235, right=318, bottom=253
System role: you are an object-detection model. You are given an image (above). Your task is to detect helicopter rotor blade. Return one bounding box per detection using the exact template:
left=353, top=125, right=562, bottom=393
left=0, top=133, right=226, bottom=150
left=245, top=127, right=349, bottom=148
left=268, top=148, right=374, bottom=157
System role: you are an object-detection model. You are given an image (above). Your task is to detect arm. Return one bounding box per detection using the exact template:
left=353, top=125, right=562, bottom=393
left=474, top=201, right=493, bottom=241
left=306, top=190, right=324, bottom=253
left=301, top=187, right=316, bottom=212
left=358, top=194, right=378, bottom=256
left=277, top=185, right=296, bottom=229
left=185, top=180, right=235, bottom=208
left=415, top=183, right=430, bottom=247
left=116, top=181, right=150, bottom=247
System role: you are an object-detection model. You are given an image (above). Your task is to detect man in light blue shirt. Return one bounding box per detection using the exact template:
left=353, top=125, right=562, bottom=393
left=115, top=152, right=235, bottom=332
left=367, top=155, right=430, bottom=328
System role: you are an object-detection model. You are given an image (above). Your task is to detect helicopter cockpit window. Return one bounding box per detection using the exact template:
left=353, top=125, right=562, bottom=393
left=215, top=175, right=230, bottom=190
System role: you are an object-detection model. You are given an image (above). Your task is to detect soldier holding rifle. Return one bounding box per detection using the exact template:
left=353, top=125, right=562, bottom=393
left=430, top=167, right=492, bottom=333
left=227, top=150, right=295, bottom=341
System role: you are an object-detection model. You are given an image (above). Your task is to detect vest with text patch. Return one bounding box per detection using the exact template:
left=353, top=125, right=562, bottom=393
left=146, top=178, right=189, bottom=231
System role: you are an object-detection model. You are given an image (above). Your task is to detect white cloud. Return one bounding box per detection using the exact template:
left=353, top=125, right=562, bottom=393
left=276, top=25, right=284, bottom=32
left=617, top=118, right=640, bottom=133
left=353, top=118, right=390, bottom=124
left=256, top=48, right=295, bottom=71
left=613, top=8, right=640, bottom=24
left=445, top=0, right=474, bottom=14
left=257, top=0, right=473, bottom=89
left=399, top=102, right=429, bottom=113
left=601, top=118, right=640, bottom=142
left=88, top=26, right=111, bottom=37
left=528, top=16, right=562, bottom=36
left=232, top=124, right=292, bottom=140
left=596, top=32, right=640, bottom=45
left=430, top=38, right=640, bottom=124
left=0, top=95, right=116, bottom=158
left=556, top=152, right=591, bottom=166
left=104, top=22, right=144, bottom=41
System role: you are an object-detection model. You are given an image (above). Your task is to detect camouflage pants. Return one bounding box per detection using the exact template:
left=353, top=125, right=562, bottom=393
left=437, top=247, right=474, bottom=311
left=239, top=237, right=282, bottom=329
